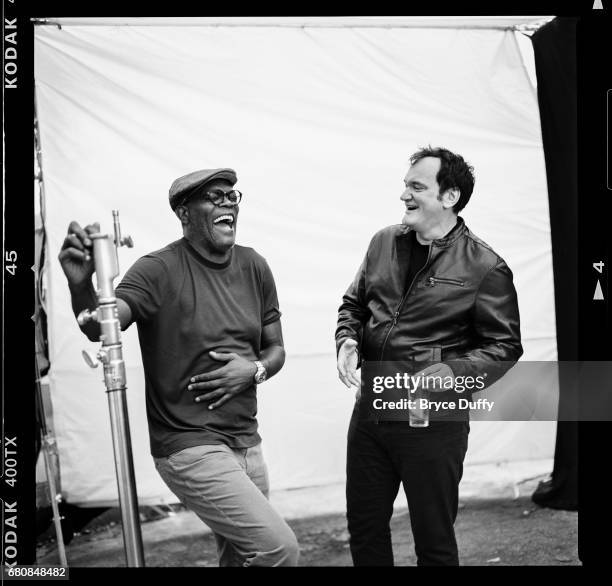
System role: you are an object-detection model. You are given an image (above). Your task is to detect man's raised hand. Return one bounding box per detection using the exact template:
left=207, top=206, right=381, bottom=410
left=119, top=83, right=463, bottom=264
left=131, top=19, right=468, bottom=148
left=58, top=221, right=100, bottom=288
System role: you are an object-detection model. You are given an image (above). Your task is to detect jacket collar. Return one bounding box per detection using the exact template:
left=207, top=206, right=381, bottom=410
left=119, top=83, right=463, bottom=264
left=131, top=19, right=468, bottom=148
left=397, top=216, right=466, bottom=248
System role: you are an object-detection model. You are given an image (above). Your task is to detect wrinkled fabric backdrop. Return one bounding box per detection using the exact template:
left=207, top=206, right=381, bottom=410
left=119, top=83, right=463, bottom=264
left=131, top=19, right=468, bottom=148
left=35, top=22, right=556, bottom=506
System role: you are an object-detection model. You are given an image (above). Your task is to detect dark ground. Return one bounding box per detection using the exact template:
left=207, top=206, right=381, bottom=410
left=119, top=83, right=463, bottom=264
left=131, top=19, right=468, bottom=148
left=37, top=495, right=579, bottom=567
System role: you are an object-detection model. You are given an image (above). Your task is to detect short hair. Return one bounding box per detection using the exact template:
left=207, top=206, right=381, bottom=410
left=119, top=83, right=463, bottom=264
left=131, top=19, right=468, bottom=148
left=409, top=146, right=475, bottom=213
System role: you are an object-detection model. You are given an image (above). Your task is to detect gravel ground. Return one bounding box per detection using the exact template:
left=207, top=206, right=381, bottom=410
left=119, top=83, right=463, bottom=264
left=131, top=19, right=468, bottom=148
left=37, top=495, right=578, bottom=567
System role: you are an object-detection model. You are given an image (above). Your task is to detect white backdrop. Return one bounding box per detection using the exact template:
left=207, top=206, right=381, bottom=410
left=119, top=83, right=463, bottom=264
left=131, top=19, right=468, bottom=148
left=35, top=20, right=557, bottom=506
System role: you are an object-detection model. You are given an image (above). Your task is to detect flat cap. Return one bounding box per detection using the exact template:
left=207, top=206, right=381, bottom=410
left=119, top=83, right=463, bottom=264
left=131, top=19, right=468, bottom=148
left=169, top=168, right=237, bottom=210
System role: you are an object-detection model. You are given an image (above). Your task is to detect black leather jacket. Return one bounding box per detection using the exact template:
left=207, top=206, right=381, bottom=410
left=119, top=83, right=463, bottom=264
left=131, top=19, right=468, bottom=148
left=336, top=217, right=523, bottom=383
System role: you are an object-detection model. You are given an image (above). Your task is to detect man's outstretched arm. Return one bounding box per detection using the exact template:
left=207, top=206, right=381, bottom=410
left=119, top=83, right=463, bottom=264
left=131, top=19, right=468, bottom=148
left=58, top=221, right=132, bottom=342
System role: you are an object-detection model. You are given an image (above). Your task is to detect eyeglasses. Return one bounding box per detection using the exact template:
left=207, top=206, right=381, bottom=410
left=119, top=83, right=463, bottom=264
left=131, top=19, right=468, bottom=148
left=181, top=189, right=243, bottom=207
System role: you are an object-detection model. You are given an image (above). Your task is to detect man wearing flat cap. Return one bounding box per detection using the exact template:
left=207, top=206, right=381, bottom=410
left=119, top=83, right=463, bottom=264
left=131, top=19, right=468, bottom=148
left=58, top=168, right=299, bottom=567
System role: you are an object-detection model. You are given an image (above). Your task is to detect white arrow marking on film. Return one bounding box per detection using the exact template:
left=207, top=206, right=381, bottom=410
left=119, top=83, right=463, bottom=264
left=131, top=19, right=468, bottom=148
left=594, top=280, right=604, bottom=300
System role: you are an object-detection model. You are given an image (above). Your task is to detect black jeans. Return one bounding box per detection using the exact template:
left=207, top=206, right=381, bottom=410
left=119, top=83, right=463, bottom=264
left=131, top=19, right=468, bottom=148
left=346, top=408, right=469, bottom=566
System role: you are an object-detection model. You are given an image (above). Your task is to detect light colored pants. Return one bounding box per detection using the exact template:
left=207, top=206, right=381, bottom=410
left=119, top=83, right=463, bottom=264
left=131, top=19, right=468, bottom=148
left=154, top=442, right=299, bottom=567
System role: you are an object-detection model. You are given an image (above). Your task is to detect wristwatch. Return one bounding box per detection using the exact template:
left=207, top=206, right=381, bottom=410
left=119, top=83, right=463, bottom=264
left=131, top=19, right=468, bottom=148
left=253, top=360, right=267, bottom=384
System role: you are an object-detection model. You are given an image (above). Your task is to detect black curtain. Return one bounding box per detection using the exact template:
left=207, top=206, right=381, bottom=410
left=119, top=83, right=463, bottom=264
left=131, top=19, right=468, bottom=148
left=530, top=17, right=578, bottom=510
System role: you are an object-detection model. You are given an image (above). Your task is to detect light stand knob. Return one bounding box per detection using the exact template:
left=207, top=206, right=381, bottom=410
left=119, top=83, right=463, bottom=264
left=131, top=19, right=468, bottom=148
left=77, top=308, right=98, bottom=326
left=120, top=235, right=134, bottom=248
left=82, top=350, right=100, bottom=369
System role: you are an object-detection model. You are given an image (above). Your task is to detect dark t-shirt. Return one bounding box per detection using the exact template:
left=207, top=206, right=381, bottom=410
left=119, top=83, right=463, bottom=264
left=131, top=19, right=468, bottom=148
left=115, top=238, right=281, bottom=457
left=405, top=233, right=429, bottom=293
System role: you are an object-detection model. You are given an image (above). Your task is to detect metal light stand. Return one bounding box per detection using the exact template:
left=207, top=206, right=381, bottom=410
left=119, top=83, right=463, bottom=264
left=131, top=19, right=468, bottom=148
left=34, top=95, right=68, bottom=566
left=77, top=211, right=145, bottom=567
left=35, top=360, right=68, bottom=567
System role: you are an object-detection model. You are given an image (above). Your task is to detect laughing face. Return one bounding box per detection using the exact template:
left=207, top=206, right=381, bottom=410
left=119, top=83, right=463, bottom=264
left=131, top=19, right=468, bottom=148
left=180, top=178, right=239, bottom=260
left=400, top=157, right=454, bottom=236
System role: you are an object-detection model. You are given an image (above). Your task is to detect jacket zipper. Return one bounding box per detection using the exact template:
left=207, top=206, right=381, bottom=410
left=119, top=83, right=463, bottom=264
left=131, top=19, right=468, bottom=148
left=379, top=243, right=434, bottom=361
left=428, top=276, right=464, bottom=287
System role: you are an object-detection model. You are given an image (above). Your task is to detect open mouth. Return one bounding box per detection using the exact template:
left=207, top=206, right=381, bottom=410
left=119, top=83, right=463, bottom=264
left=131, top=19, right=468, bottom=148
left=405, top=204, right=419, bottom=212
left=213, top=214, right=235, bottom=230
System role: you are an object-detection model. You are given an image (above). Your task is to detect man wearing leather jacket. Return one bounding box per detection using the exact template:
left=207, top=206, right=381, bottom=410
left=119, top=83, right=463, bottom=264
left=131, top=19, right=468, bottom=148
left=335, top=146, right=523, bottom=566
